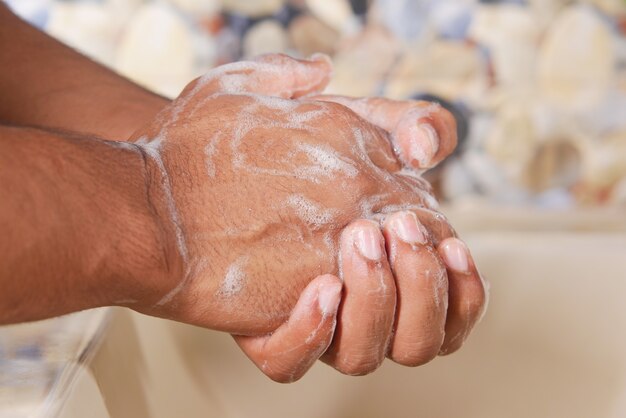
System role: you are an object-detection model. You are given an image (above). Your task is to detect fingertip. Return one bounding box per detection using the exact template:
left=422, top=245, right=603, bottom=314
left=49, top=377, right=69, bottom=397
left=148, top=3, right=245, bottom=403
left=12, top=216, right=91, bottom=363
left=394, top=109, right=440, bottom=170
left=341, top=219, right=385, bottom=262
left=425, top=104, right=457, bottom=165
left=438, top=237, right=472, bottom=273
left=308, top=53, right=334, bottom=76
left=383, top=211, right=429, bottom=246
left=293, top=54, right=334, bottom=98
left=392, top=102, right=461, bottom=170
left=437, top=237, right=486, bottom=356
left=439, top=236, right=486, bottom=315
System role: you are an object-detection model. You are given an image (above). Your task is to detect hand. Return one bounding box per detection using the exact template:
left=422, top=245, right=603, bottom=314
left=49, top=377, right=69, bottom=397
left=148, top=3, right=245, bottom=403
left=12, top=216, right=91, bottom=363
left=128, top=54, right=487, bottom=382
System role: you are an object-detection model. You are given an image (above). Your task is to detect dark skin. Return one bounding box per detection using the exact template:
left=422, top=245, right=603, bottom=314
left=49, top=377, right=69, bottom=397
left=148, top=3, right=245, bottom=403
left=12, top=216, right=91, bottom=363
left=0, top=5, right=486, bottom=382
left=0, top=3, right=167, bottom=140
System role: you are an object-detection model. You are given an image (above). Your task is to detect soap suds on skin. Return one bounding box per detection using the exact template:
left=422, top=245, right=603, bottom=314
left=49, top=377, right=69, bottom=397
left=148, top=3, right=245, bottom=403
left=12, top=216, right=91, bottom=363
left=227, top=98, right=332, bottom=183
left=305, top=314, right=328, bottom=344
left=286, top=194, right=338, bottom=229
left=350, top=127, right=397, bottom=185
left=225, top=98, right=358, bottom=185
left=393, top=104, right=442, bottom=169
left=137, top=136, right=188, bottom=263
left=294, top=143, right=358, bottom=178
left=186, top=56, right=326, bottom=99
left=207, top=58, right=327, bottom=98
left=205, top=133, right=222, bottom=178
left=136, top=135, right=191, bottom=306
left=424, top=260, right=448, bottom=311
left=220, top=256, right=248, bottom=297
left=132, top=59, right=451, bottom=317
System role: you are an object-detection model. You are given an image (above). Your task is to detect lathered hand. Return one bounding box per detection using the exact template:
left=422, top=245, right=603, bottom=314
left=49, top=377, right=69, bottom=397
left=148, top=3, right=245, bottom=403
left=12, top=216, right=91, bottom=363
left=128, top=54, right=487, bottom=382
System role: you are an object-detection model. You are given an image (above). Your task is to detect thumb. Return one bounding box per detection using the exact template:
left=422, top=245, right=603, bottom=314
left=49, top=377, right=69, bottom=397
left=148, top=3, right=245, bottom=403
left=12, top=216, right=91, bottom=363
left=234, top=274, right=342, bottom=383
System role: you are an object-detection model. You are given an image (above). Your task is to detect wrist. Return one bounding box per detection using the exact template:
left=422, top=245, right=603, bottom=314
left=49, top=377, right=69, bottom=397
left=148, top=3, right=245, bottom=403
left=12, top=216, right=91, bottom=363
left=123, top=141, right=187, bottom=311
left=100, top=141, right=182, bottom=309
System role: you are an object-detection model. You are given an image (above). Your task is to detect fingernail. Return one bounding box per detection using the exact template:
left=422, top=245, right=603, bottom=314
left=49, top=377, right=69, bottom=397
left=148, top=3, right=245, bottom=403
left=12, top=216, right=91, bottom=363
left=409, top=123, right=439, bottom=167
left=440, top=238, right=470, bottom=272
left=354, top=225, right=383, bottom=261
left=391, top=212, right=426, bottom=245
left=318, top=281, right=342, bottom=315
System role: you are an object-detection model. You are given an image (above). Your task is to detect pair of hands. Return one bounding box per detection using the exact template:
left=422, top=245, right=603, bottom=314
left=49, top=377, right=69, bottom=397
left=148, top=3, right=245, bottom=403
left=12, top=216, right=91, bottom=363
left=126, top=54, right=487, bottom=382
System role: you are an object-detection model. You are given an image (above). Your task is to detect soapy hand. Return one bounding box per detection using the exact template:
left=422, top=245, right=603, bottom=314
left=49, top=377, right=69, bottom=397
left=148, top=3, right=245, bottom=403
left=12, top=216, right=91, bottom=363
left=128, top=54, right=487, bottom=382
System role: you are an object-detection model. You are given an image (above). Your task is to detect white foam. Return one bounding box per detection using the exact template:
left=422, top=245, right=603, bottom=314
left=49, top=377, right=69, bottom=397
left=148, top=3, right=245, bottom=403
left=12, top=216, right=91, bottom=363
left=202, top=57, right=327, bottom=97
left=229, top=108, right=351, bottom=184
left=286, top=194, right=337, bottom=230
left=204, top=133, right=221, bottom=178
left=194, top=59, right=313, bottom=97
left=295, top=143, right=358, bottom=179
left=220, top=256, right=247, bottom=297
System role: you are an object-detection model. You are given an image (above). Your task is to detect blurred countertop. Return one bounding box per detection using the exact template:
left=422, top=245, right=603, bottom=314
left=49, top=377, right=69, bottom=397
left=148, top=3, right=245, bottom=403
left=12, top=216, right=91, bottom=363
left=1, top=206, right=625, bottom=417
left=0, top=309, right=110, bottom=418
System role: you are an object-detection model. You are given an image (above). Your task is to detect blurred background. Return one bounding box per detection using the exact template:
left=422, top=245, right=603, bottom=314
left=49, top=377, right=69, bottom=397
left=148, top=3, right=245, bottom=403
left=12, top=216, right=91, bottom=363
left=2, top=1, right=626, bottom=418
left=6, top=0, right=626, bottom=209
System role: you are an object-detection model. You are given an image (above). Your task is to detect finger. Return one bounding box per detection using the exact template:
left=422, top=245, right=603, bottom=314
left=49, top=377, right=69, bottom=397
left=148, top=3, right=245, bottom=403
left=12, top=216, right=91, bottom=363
left=381, top=211, right=448, bottom=366
left=437, top=237, right=487, bottom=355
left=315, top=95, right=457, bottom=169
left=186, top=53, right=333, bottom=100
left=410, top=208, right=457, bottom=247
left=322, top=220, right=396, bottom=376
left=234, top=274, right=342, bottom=383
left=252, top=53, right=333, bottom=98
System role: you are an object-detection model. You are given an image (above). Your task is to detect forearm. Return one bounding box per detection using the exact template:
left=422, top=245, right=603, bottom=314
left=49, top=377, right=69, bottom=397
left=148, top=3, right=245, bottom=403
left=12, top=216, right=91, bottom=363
left=0, top=4, right=168, bottom=141
left=0, top=125, right=168, bottom=324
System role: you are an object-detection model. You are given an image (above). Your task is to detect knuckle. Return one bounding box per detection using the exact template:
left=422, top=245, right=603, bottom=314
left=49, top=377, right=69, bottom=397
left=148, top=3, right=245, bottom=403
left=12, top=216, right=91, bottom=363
left=350, top=172, right=379, bottom=198
left=320, top=100, right=352, bottom=116
left=393, top=347, right=439, bottom=367
left=263, top=364, right=303, bottom=384
left=392, top=335, right=444, bottom=367
left=265, top=371, right=298, bottom=384
left=319, top=101, right=364, bottom=127
left=335, top=356, right=383, bottom=376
